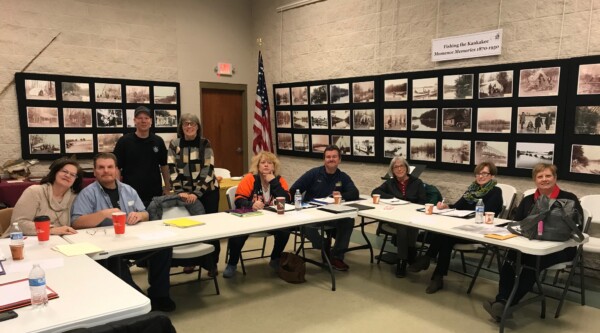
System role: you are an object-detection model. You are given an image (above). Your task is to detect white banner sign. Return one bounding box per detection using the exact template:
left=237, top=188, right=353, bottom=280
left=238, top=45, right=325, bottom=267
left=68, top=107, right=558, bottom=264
left=432, top=29, right=502, bottom=62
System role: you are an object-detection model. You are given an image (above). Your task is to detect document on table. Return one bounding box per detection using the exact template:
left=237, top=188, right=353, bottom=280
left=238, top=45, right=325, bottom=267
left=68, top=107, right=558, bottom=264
left=309, top=197, right=335, bottom=206
left=452, top=224, right=512, bottom=236
left=53, top=242, right=103, bottom=256
left=379, top=198, right=409, bottom=205
left=163, top=218, right=205, bottom=228
left=265, top=203, right=296, bottom=212
left=438, top=209, right=475, bottom=217
left=0, top=278, right=58, bottom=311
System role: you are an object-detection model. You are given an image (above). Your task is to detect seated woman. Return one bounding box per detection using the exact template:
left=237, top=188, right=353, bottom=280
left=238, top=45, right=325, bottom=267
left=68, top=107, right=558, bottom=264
left=223, top=152, right=291, bottom=278
left=410, top=161, right=503, bottom=293
left=7, top=158, right=82, bottom=236
left=371, top=156, right=426, bottom=277
left=483, top=163, right=583, bottom=322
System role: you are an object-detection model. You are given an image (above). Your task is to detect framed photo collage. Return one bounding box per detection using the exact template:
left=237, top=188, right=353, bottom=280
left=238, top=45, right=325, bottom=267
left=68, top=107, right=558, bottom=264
left=15, top=73, right=180, bottom=160
left=273, top=55, right=600, bottom=182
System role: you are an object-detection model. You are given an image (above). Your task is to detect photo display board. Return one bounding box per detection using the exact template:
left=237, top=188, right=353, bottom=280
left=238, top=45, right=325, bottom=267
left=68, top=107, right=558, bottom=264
left=16, top=73, right=180, bottom=160
left=274, top=55, right=600, bottom=183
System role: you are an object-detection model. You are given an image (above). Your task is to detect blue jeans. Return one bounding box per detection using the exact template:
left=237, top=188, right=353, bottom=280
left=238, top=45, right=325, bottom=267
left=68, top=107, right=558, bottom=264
left=304, top=218, right=354, bottom=260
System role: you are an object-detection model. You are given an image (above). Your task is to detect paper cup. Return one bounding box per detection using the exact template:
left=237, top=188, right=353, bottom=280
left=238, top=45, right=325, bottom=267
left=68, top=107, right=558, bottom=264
left=34, top=215, right=51, bottom=242
left=372, top=194, right=381, bottom=204
left=112, top=212, right=126, bottom=235
left=485, top=212, right=495, bottom=224
left=276, top=197, right=286, bottom=215
left=425, top=203, right=433, bottom=215
left=9, top=244, right=24, bottom=260
left=333, top=194, right=342, bottom=205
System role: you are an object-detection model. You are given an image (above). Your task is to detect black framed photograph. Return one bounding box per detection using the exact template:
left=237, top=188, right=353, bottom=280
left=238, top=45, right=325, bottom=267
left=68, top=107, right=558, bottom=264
left=95, top=83, right=122, bottom=102
left=62, top=82, right=90, bottom=101
left=332, top=135, right=351, bottom=155
left=384, top=79, right=407, bottom=101
left=156, top=132, right=178, bottom=149
left=570, top=144, right=600, bottom=174
left=411, top=108, right=437, bottom=131
left=384, top=137, right=407, bottom=158
left=98, top=133, right=123, bottom=152
left=479, top=70, right=513, bottom=98
left=310, top=110, right=328, bottom=129
left=276, top=111, right=291, bottom=128
left=29, top=134, right=60, bottom=154
left=477, top=107, right=511, bottom=133
left=311, top=134, right=329, bottom=153
left=330, top=83, right=350, bottom=104
left=441, top=139, right=470, bottom=164
left=516, top=106, right=556, bottom=134
left=518, top=67, right=560, bottom=97
left=443, top=74, right=473, bottom=100
left=410, top=138, right=436, bottom=161
left=515, top=142, right=554, bottom=169
left=352, top=109, right=375, bottom=130
left=577, top=63, right=600, bottom=95
left=442, top=108, right=471, bottom=132
left=154, top=109, right=178, bottom=127
left=64, top=108, right=93, bottom=128
left=292, top=111, right=309, bottom=129
left=278, top=133, right=292, bottom=150
left=352, top=81, right=374, bottom=103
left=275, top=87, right=290, bottom=105
left=330, top=110, right=350, bottom=129
left=154, top=86, right=177, bottom=104
left=293, top=133, right=309, bottom=152
left=574, top=106, right=600, bottom=135
left=384, top=109, right=407, bottom=130
left=353, top=136, right=375, bottom=156
left=25, top=79, right=56, bottom=100
left=65, top=133, right=94, bottom=153
left=26, top=107, right=58, bottom=128
left=412, top=77, right=438, bottom=101
left=475, top=140, right=508, bottom=167
left=310, top=85, right=328, bottom=105
left=291, top=86, right=308, bottom=105
left=96, top=109, right=124, bottom=128
left=126, top=85, right=150, bottom=103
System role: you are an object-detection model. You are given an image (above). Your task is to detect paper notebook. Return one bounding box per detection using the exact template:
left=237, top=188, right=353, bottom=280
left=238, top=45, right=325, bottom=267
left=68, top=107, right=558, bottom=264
left=163, top=218, right=205, bottom=228
left=0, top=278, right=58, bottom=312
left=52, top=242, right=103, bottom=256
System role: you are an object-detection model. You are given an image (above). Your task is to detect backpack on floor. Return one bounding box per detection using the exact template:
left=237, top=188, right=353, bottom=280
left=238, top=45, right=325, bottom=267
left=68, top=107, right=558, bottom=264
left=278, top=252, right=306, bottom=284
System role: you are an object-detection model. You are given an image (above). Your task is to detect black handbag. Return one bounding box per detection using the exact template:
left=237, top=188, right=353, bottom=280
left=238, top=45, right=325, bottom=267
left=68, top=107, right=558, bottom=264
left=507, top=195, right=584, bottom=242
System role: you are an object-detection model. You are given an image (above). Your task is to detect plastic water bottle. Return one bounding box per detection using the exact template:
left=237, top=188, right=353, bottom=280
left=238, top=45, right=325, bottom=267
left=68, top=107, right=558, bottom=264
left=294, top=189, right=302, bottom=211
left=475, top=199, right=485, bottom=224
left=10, top=222, right=24, bottom=246
left=29, top=264, right=48, bottom=307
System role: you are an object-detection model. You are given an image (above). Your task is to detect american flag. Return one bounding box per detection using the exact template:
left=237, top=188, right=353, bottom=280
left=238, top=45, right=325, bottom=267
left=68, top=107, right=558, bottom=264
left=253, top=51, right=273, bottom=154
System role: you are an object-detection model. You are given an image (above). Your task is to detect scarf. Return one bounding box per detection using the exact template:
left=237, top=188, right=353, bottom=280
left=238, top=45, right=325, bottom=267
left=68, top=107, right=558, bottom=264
left=462, top=179, right=497, bottom=204
left=534, top=185, right=560, bottom=201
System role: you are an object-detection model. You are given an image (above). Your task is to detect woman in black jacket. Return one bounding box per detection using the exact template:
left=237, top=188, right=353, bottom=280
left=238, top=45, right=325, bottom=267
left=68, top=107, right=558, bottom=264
left=372, top=156, right=427, bottom=277
left=410, top=162, right=503, bottom=293
left=483, top=163, right=583, bottom=322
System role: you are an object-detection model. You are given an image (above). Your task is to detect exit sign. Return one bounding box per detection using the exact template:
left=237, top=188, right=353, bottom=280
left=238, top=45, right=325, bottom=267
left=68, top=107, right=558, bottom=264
left=217, top=62, right=233, bottom=76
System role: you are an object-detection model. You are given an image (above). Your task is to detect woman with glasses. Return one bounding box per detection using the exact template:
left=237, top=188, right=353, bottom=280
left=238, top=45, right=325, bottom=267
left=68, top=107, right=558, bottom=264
left=167, top=113, right=220, bottom=275
left=5, top=158, right=82, bottom=236
left=371, top=156, right=427, bottom=277
left=409, top=161, right=503, bottom=293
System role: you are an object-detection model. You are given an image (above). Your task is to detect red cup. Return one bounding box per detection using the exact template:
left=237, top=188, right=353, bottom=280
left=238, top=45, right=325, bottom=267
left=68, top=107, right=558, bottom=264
left=34, top=215, right=51, bottom=242
left=112, top=212, right=126, bottom=235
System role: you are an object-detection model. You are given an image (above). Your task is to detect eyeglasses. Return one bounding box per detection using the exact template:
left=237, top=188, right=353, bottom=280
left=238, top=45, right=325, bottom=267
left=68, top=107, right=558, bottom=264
left=475, top=172, right=491, bottom=177
left=393, top=165, right=407, bottom=169
left=86, top=228, right=107, bottom=236
left=59, top=169, right=78, bottom=179
left=182, top=122, right=197, bottom=128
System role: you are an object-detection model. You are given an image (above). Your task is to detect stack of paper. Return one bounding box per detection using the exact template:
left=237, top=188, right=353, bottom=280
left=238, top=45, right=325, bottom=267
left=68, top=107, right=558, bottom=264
left=52, top=242, right=103, bottom=256
left=163, top=218, right=205, bottom=228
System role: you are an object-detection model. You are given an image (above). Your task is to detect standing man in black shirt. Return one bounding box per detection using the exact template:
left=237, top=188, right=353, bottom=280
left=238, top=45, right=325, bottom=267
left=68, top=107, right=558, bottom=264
left=114, top=106, right=171, bottom=207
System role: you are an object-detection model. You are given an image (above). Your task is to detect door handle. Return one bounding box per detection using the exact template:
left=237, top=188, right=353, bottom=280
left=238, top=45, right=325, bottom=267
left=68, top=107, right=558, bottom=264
left=236, top=147, right=242, bottom=153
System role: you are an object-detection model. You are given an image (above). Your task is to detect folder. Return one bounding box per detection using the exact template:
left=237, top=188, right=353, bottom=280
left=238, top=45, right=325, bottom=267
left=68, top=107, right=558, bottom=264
left=163, top=218, right=205, bottom=228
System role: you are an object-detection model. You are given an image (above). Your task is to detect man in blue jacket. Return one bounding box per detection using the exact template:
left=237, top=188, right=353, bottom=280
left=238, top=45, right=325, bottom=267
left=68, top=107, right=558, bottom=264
left=289, top=145, right=359, bottom=271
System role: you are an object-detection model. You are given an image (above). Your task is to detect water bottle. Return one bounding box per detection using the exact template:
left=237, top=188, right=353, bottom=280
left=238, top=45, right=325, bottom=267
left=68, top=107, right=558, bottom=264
left=294, top=189, right=302, bottom=211
left=475, top=199, right=485, bottom=224
left=29, top=264, right=48, bottom=307
left=9, top=222, right=25, bottom=260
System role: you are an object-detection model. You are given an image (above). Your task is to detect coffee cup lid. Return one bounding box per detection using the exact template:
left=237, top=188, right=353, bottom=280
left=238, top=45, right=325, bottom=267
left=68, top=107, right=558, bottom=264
left=34, top=215, right=50, bottom=222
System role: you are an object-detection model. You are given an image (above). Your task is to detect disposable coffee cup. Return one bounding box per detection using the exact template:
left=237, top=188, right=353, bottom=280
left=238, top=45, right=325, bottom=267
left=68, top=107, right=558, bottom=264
left=34, top=215, right=51, bottom=242
left=276, top=197, right=286, bottom=215
left=9, top=244, right=24, bottom=260
left=333, top=194, right=342, bottom=205
left=112, top=212, right=126, bottom=235
left=425, top=203, right=434, bottom=215
left=372, top=194, right=380, bottom=204
left=485, top=212, right=495, bottom=224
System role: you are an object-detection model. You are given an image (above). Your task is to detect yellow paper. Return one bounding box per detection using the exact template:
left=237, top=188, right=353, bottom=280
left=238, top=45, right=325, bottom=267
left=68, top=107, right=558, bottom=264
left=163, top=218, right=204, bottom=228
left=53, top=242, right=103, bottom=256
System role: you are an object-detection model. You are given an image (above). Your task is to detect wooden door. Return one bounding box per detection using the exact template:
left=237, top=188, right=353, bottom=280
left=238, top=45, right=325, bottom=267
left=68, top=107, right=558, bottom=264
left=201, top=88, right=244, bottom=176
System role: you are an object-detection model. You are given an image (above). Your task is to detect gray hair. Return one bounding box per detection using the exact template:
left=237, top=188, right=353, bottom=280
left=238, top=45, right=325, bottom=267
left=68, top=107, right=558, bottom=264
left=177, top=113, right=202, bottom=138
left=388, top=156, right=411, bottom=177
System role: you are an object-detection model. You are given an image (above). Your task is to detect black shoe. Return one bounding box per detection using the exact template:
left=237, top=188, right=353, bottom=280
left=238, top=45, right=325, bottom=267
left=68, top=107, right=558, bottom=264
left=425, top=275, right=443, bottom=294
left=151, top=297, right=176, bottom=312
left=483, top=300, right=511, bottom=322
left=395, top=260, right=407, bottom=278
left=408, top=255, right=431, bottom=273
